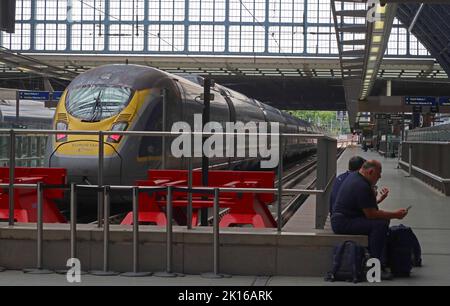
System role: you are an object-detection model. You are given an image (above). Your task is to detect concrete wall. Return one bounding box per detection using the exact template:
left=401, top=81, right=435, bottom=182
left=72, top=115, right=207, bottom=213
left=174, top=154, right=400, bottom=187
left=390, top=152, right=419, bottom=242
left=0, top=223, right=367, bottom=276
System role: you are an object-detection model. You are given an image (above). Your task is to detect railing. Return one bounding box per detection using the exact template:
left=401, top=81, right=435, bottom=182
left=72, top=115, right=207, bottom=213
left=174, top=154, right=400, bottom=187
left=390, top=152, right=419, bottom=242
left=400, top=141, right=450, bottom=196
left=0, top=129, right=337, bottom=276
left=406, top=123, right=450, bottom=142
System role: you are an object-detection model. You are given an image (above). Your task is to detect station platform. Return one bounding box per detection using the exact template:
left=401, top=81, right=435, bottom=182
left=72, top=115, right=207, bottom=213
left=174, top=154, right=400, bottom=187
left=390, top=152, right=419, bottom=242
left=0, top=146, right=449, bottom=285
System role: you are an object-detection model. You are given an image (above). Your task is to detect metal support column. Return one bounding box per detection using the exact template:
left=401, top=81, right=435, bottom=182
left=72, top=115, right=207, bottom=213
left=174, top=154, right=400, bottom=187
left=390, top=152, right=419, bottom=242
left=327, top=139, right=337, bottom=218
left=97, top=131, right=104, bottom=227
left=26, top=137, right=32, bottom=167
left=201, top=188, right=229, bottom=278
left=277, top=134, right=284, bottom=232
left=187, top=155, right=193, bottom=229
left=154, top=186, right=180, bottom=277
left=90, top=186, right=119, bottom=276
left=8, top=129, right=15, bottom=226
left=201, top=78, right=212, bottom=226
left=15, top=91, right=20, bottom=123
left=70, top=183, right=77, bottom=260
left=407, top=143, right=413, bottom=177
left=56, top=183, right=85, bottom=275
left=316, top=138, right=329, bottom=229
left=121, top=187, right=152, bottom=277
left=36, top=137, right=42, bottom=167
left=24, top=182, right=53, bottom=274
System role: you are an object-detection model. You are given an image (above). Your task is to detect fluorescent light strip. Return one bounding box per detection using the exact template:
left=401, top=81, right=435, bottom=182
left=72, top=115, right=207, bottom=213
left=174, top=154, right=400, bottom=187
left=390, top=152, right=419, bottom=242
left=377, top=5, right=386, bottom=14
left=375, top=21, right=384, bottom=30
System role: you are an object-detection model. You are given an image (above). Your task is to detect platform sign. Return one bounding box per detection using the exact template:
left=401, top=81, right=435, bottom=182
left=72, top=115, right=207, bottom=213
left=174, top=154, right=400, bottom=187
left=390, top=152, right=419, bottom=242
left=404, top=96, right=437, bottom=106
left=18, top=91, right=50, bottom=101
left=52, top=91, right=63, bottom=101
left=439, top=97, right=450, bottom=106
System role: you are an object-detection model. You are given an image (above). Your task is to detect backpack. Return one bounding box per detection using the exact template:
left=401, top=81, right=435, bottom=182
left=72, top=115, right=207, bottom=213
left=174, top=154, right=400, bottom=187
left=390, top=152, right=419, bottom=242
left=325, top=240, right=370, bottom=283
left=387, top=224, right=422, bottom=277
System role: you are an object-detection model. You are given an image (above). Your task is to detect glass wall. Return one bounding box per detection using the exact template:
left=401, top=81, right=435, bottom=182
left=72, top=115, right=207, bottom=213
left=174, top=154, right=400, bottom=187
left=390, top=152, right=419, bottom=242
left=0, top=0, right=430, bottom=57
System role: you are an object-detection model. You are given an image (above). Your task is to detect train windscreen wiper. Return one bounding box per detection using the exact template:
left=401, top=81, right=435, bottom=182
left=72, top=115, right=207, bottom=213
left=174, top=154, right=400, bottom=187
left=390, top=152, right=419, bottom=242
left=85, top=91, right=103, bottom=122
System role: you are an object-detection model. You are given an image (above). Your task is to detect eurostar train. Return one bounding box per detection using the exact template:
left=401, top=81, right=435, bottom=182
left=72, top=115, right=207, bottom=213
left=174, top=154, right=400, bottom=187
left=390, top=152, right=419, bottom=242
left=46, top=64, right=319, bottom=187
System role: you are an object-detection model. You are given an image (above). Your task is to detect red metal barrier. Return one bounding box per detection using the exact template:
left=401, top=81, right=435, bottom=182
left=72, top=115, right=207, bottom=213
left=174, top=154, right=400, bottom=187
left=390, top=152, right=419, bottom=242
left=121, top=170, right=277, bottom=228
left=0, top=167, right=67, bottom=223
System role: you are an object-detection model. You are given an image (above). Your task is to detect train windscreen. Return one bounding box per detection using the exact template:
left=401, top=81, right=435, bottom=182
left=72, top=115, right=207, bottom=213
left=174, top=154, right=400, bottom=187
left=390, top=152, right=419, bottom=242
left=66, top=85, right=134, bottom=121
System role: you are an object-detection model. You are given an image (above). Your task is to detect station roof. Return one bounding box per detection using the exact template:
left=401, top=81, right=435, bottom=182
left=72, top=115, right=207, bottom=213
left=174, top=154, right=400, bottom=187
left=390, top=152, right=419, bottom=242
left=0, top=53, right=447, bottom=80
left=2, top=54, right=450, bottom=111
left=397, top=3, right=450, bottom=77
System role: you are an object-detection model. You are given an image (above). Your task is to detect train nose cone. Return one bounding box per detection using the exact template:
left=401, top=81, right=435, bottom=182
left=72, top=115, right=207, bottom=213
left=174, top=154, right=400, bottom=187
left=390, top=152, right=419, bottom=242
left=48, top=142, right=123, bottom=185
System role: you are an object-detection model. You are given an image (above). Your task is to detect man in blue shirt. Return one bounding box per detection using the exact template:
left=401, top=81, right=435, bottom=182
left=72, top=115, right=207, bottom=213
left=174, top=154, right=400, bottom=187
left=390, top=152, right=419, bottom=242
left=330, top=156, right=390, bottom=216
left=331, top=160, right=408, bottom=263
left=329, top=156, right=366, bottom=216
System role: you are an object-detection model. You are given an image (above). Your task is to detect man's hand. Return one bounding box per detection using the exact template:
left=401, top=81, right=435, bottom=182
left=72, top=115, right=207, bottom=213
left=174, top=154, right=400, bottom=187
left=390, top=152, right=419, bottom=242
left=377, top=187, right=389, bottom=204
left=395, top=209, right=408, bottom=219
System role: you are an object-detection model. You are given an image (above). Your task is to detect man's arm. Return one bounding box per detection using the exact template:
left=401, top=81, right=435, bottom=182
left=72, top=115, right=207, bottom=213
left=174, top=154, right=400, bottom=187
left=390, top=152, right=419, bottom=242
left=363, top=207, right=407, bottom=220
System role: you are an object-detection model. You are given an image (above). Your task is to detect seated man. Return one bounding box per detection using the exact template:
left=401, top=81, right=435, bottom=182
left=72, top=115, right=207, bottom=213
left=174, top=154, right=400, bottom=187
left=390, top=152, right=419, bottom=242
left=329, top=156, right=366, bottom=216
left=331, top=160, right=408, bottom=276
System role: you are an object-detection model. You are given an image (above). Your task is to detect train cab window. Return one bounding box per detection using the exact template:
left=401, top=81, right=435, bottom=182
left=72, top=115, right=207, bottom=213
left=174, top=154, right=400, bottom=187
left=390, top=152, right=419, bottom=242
left=66, top=85, right=134, bottom=121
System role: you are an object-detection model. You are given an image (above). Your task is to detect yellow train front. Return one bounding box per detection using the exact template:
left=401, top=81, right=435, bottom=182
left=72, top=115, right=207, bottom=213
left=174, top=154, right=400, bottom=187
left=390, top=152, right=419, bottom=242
left=46, top=64, right=188, bottom=187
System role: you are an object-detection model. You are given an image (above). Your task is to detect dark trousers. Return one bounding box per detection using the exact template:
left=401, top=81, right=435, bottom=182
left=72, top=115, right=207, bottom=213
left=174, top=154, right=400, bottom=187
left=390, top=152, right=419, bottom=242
left=331, top=213, right=389, bottom=261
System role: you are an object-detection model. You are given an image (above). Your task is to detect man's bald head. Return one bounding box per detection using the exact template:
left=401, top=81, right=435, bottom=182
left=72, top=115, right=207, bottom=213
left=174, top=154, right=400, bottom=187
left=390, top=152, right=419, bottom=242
left=361, top=160, right=382, bottom=171
left=359, top=160, right=382, bottom=186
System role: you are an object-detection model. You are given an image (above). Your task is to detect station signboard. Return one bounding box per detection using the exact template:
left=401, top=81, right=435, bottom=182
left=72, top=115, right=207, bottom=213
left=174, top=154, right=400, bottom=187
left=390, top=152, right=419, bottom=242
left=404, top=96, right=450, bottom=107
left=52, top=91, right=64, bottom=101
left=18, top=90, right=64, bottom=101
left=404, top=96, right=437, bottom=106
left=18, top=91, right=50, bottom=101
left=438, top=97, right=450, bottom=106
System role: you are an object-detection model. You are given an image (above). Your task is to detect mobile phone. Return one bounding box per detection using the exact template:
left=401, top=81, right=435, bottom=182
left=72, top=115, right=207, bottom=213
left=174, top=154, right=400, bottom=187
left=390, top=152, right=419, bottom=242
left=406, top=205, right=412, bottom=212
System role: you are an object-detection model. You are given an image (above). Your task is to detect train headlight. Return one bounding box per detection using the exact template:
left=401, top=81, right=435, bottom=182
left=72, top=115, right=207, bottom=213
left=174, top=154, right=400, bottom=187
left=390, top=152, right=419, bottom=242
left=107, top=122, right=128, bottom=143
left=55, top=121, right=68, bottom=142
